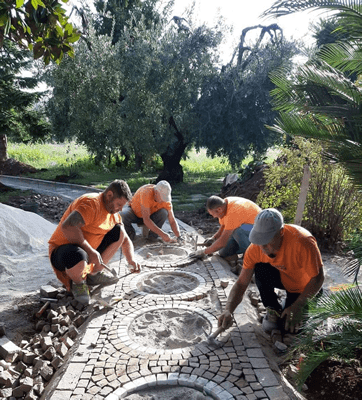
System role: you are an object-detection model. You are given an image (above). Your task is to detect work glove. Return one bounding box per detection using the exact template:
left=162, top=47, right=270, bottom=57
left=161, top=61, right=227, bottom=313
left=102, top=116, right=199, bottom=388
left=203, top=237, right=215, bottom=247
left=189, top=249, right=207, bottom=259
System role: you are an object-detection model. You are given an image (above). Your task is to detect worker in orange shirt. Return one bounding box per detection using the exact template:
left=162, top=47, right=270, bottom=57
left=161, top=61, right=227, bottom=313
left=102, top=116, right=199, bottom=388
left=120, top=180, right=182, bottom=243
left=49, top=180, right=140, bottom=305
left=191, top=195, right=261, bottom=263
left=218, top=208, right=324, bottom=333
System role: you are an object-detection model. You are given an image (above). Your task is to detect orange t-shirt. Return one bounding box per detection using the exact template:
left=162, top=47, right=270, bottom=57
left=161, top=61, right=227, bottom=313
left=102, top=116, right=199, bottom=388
left=243, top=224, right=323, bottom=293
left=219, top=197, right=261, bottom=230
left=48, top=193, right=122, bottom=255
left=129, top=184, right=172, bottom=218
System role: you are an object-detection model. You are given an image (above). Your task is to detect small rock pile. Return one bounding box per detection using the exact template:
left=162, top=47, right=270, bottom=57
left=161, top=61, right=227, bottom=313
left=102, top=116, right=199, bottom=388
left=0, top=285, right=90, bottom=400
left=4, top=193, right=70, bottom=224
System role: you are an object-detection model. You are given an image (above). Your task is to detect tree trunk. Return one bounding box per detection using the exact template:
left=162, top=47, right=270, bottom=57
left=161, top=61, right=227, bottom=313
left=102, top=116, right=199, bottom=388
left=0, top=134, right=8, bottom=162
left=156, top=117, right=187, bottom=184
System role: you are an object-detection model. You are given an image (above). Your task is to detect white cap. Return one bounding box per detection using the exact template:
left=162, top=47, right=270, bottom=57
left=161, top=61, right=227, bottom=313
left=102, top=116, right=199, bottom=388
left=249, top=208, right=284, bottom=245
left=155, top=180, right=172, bottom=202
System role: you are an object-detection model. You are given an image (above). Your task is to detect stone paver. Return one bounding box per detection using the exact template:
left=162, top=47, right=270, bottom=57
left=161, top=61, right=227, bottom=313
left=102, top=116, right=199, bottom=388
left=45, top=241, right=294, bottom=400
left=0, top=177, right=294, bottom=400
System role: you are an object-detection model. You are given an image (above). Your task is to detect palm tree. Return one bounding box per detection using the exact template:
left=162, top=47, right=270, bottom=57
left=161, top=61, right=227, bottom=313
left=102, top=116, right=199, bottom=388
left=262, top=0, right=362, bottom=387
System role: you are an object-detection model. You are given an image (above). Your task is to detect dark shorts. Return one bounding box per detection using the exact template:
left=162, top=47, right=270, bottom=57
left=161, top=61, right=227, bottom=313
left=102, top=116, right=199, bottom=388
left=50, top=224, right=121, bottom=272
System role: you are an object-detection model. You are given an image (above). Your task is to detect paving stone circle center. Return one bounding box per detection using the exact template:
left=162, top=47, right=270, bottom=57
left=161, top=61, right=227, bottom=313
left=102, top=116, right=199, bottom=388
left=136, top=271, right=199, bottom=294
left=128, top=308, right=212, bottom=350
left=134, top=244, right=191, bottom=267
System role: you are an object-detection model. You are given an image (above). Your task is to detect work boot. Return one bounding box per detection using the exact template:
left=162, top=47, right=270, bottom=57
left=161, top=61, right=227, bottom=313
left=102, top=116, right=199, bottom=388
left=71, top=282, right=90, bottom=305
left=86, top=272, right=119, bottom=286
left=262, top=307, right=281, bottom=333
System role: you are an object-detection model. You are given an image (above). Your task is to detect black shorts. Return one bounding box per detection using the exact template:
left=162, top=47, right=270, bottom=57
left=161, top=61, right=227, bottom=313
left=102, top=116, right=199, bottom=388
left=51, top=224, right=121, bottom=271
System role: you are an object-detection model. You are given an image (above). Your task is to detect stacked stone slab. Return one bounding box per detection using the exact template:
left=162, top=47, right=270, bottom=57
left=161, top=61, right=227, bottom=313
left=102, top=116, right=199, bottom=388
left=0, top=285, right=91, bottom=399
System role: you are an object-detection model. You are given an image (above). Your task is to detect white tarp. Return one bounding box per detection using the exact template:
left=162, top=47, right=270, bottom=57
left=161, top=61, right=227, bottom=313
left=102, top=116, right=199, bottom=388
left=0, top=203, right=57, bottom=311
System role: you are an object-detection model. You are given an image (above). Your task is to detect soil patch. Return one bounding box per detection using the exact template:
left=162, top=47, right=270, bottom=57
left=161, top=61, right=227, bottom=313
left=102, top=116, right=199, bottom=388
left=303, top=356, right=362, bottom=400
left=0, top=158, right=38, bottom=176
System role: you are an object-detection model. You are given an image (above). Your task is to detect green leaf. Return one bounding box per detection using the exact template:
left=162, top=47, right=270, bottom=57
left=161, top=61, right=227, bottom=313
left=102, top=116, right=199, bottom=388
left=67, top=33, right=80, bottom=43
left=55, top=25, right=63, bottom=37
left=16, top=0, right=24, bottom=8
left=31, top=0, right=39, bottom=10
left=0, top=13, right=8, bottom=27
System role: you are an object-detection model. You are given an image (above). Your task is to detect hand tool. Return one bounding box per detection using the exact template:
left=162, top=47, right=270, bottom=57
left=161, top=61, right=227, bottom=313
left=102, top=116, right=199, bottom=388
left=206, top=326, right=225, bottom=346
left=101, top=262, right=119, bottom=279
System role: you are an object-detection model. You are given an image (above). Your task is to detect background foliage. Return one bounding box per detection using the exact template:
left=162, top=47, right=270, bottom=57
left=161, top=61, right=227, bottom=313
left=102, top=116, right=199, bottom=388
left=257, top=137, right=362, bottom=249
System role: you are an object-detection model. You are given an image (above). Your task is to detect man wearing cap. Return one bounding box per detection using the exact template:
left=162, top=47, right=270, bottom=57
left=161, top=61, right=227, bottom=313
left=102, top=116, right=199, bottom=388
left=190, top=195, right=261, bottom=263
left=218, top=208, right=324, bottom=333
left=120, top=180, right=181, bottom=243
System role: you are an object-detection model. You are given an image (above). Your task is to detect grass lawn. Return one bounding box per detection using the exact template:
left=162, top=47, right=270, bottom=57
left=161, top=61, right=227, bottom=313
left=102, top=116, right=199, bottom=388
left=7, top=142, right=238, bottom=211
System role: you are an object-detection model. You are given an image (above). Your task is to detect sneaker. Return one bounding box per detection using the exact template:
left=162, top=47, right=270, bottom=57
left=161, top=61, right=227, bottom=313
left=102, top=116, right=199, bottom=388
left=86, top=272, right=119, bottom=287
left=262, top=307, right=281, bottom=333
left=72, top=282, right=90, bottom=305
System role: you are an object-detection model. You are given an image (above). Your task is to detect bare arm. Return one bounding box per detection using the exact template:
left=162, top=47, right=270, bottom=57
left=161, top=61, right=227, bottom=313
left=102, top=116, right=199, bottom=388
left=213, top=225, right=224, bottom=240
left=120, top=225, right=140, bottom=272
left=61, top=211, right=101, bottom=266
left=141, top=205, right=174, bottom=242
left=205, top=229, right=233, bottom=255
left=218, top=268, right=254, bottom=328
left=167, top=209, right=181, bottom=238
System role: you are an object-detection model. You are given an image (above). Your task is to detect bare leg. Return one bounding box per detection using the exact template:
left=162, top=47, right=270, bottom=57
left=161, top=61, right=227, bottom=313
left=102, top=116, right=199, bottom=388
left=100, top=239, right=122, bottom=265
left=66, top=260, right=87, bottom=283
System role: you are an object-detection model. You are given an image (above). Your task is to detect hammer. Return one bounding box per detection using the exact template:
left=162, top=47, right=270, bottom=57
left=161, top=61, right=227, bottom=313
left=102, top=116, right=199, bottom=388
left=205, top=326, right=225, bottom=346
left=101, top=262, right=119, bottom=279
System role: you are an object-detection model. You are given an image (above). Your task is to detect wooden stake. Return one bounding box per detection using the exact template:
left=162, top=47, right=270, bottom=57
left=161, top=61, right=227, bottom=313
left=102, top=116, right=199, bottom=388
left=294, top=165, right=311, bottom=226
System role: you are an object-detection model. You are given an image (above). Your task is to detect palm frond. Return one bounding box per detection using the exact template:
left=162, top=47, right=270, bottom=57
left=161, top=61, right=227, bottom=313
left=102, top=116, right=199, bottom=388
left=308, top=287, right=362, bottom=319
left=343, top=233, right=362, bottom=282
left=296, top=351, right=330, bottom=388
left=261, top=0, right=362, bottom=19
left=290, top=287, right=362, bottom=386
left=320, top=42, right=362, bottom=75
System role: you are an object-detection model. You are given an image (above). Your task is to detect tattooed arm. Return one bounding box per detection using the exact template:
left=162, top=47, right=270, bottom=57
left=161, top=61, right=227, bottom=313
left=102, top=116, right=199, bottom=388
left=61, top=211, right=102, bottom=267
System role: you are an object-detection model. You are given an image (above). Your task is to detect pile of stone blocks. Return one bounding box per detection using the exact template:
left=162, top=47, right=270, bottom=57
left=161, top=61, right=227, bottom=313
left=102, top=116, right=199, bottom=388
left=0, top=285, right=89, bottom=399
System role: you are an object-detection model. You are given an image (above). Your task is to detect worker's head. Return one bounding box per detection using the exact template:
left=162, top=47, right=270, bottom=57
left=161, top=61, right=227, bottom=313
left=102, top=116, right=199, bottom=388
left=103, top=180, right=132, bottom=213
left=155, top=180, right=172, bottom=202
left=206, top=196, right=226, bottom=218
left=249, top=208, right=284, bottom=257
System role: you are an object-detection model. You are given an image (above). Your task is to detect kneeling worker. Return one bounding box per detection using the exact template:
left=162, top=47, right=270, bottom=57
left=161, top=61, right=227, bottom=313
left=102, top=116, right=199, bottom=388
left=120, top=180, right=181, bottom=243
left=191, top=195, right=261, bottom=262
left=48, top=180, right=141, bottom=305
left=218, top=208, right=324, bottom=333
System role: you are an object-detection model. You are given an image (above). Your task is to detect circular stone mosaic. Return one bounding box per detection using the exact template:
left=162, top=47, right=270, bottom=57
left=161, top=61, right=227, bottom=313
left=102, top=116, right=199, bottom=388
left=127, top=308, right=213, bottom=350
left=134, top=271, right=200, bottom=294
left=134, top=244, right=191, bottom=267
left=122, top=386, right=214, bottom=399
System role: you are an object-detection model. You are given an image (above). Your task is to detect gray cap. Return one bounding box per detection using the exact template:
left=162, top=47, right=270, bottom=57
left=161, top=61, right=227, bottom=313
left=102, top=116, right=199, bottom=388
left=155, top=180, right=172, bottom=202
left=249, top=208, right=284, bottom=245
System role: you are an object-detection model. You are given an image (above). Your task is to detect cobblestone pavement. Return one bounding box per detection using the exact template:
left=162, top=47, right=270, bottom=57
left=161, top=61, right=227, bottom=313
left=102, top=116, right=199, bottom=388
left=0, top=176, right=297, bottom=400
left=46, top=224, right=295, bottom=400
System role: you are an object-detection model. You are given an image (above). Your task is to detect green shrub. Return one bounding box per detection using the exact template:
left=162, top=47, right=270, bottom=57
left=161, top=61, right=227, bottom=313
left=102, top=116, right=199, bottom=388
left=257, top=138, right=362, bottom=250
